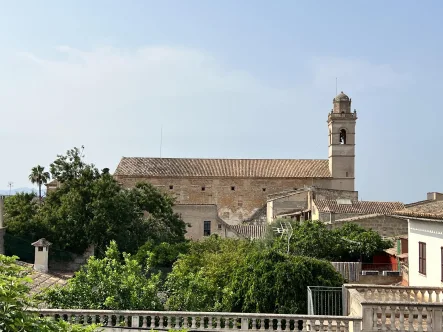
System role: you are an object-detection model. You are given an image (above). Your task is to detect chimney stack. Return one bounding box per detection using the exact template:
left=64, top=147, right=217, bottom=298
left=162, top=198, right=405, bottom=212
left=31, top=238, right=52, bottom=273
left=0, top=196, right=5, bottom=255
left=427, top=192, right=443, bottom=201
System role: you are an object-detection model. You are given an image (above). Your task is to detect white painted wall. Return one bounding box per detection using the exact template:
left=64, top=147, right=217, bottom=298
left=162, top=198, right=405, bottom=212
left=408, top=219, right=443, bottom=287
left=266, top=200, right=273, bottom=224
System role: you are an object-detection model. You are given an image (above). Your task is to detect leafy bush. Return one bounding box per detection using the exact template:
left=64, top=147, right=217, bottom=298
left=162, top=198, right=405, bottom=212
left=165, top=236, right=343, bottom=314
left=42, top=241, right=163, bottom=310
left=270, top=219, right=393, bottom=261
left=0, top=254, right=98, bottom=331
left=5, top=147, right=188, bottom=259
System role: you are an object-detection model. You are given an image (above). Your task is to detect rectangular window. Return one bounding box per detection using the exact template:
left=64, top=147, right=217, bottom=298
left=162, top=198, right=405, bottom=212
left=419, top=242, right=426, bottom=275
left=204, top=221, right=211, bottom=236
left=218, top=223, right=222, bottom=230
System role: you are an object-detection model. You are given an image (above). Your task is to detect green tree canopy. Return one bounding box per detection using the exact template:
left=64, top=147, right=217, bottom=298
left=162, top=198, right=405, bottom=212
left=134, top=240, right=190, bottom=275
left=29, top=165, right=51, bottom=200
left=332, top=222, right=393, bottom=261
left=165, top=236, right=343, bottom=314
left=6, top=147, right=187, bottom=258
left=3, top=192, right=42, bottom=239
left=41, top=241, right=163, bottom=310
left=0, top=254, right=97, bottom=332
left=269, top=219, right=393, bottom=262
left=49, top=146, right=90, bottom=183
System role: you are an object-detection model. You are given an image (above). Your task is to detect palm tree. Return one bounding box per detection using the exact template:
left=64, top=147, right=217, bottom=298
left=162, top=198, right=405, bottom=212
left=29, top=165, right=51, bottom=201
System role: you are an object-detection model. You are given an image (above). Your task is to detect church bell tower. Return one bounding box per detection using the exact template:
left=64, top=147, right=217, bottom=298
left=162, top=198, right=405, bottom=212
left=328, top=92, right=357, bottom=191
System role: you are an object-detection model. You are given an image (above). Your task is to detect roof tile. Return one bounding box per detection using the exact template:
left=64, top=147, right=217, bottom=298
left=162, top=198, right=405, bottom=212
left=393, top=200, right=443, bottom=220
left=314, top=200, right=404, bottom=215
left=17, top=261, right=68, bottom=295
left=114, top=158, right=331, bottom=178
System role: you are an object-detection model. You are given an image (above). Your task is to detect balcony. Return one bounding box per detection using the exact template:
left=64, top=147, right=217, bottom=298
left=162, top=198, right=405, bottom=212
left=344, top=284, right=443, bottom=331
left=32, top=284, right=443, bottom=331
left=33, top=308, right=361, bottom=331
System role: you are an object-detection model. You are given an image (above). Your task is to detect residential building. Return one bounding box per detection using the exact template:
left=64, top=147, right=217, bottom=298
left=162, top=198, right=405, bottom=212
left=393, top=199, right=443, bottom=287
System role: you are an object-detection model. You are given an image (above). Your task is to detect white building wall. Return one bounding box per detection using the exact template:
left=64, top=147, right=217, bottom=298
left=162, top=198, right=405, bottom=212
left=408, top=219, right=443, bottom=287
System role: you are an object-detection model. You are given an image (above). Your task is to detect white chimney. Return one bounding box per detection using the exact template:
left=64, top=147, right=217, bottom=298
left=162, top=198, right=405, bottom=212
left=31, top=238, right=52, bottom=273
left=0, top=196, right=5, bottom=255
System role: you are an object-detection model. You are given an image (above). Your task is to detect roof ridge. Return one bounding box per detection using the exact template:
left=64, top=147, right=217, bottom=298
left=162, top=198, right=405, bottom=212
left=315, top=198, right=404, bottom=203
left=117, top=158, right=330, bottom=162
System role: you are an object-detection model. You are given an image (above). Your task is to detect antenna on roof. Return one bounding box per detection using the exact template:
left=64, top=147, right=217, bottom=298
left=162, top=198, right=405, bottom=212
left=160, top=125, right=163, bottom=158
left=272, top=221, right=293, bottom=255
left=7, top=182, right=13, bottom=196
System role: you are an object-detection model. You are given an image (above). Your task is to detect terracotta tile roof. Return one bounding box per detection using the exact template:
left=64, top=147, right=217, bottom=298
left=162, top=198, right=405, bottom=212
left=231, top=225, right=267, bottom=239
left=314, top=200, right=405, bottom=215
left=114, top=158, right=331, bottom=178
left=393, top=211, right=443, bottom=220
left=17, top=261, right=69, bottom=295
left=404, top=199, right=434, bottom=208
left=403, top=200, right=443, bottom=216
left=334, top=213, right=384, bottom=222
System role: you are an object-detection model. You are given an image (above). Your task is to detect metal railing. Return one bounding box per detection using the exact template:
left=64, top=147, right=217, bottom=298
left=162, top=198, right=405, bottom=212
left=361, top=263, right=399, bottom=272
left=307, top=286, right=344, bottom=316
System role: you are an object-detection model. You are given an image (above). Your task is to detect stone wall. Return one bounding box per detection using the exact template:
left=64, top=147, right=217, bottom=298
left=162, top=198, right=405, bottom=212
left=330, top=215, right=408, bottom=238
left=173, top=204, right=238, bottom=240
left=318, top=212, right=363, bottom=222
left=313, top=188, right=358, bottom=201
left=0, top=228, right=5, bottom=255
left=356, top=274, right=402, bottom=285
left=272, top=191, right=309, bottom=217
left=269, top=187, right=358, bottom=222
left=115, top=176, right=332, bottom=225
left=49, top=245, right=95, bottom=273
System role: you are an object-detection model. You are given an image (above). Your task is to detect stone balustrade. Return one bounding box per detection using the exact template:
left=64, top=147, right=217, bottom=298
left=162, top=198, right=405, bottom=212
left=32, top=309, right=362, bottom=332
left=344, top=284, right=443, bottom=331
left=345, top=284, right=443, bottom=303
left=361, top=302, right=442, bottom=331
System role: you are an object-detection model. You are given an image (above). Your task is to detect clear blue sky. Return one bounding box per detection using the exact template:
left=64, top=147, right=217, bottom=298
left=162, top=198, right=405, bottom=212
left=0, top=1, right=442, bottom=203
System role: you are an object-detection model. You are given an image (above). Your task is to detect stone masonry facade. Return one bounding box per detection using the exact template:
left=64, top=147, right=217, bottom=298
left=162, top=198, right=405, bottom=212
left=330, top=215, right=408, bottom=238
left=116, top=176, right=332, bottom=225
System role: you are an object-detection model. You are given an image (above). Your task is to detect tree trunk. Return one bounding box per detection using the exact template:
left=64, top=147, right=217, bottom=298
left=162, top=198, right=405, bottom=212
left=38, top=183, right=42, bottom=201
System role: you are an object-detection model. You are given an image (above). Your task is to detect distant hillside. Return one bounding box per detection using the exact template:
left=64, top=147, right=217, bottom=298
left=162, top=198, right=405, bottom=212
left=0, top=187, right=39, bottom=195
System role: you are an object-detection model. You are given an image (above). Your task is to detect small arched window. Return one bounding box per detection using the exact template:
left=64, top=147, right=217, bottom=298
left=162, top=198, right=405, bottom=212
left=339, top=129, right=347, bottom=144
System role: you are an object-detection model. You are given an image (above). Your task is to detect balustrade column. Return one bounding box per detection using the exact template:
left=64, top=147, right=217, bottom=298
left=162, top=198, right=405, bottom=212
left=351, top=319, right=361, bottom=332
left=432, top=307, right=442, bottom=331
left=131, top=315, right=139, bottom=328
left=361, top=306, right=374, bottom=332
left=241, top=317, right=249, bottom=331
left=399, top=307, right=405, bottom=331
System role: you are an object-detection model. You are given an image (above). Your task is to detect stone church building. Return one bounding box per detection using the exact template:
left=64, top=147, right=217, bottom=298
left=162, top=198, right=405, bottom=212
left=113, top=92, right=371, bottom=238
